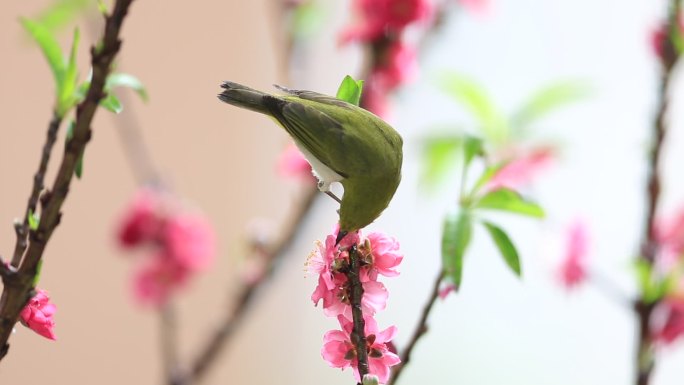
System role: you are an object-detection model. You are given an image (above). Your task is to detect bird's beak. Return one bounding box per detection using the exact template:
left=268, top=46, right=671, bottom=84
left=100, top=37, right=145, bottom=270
left=335, top=230, right=348, bottom=245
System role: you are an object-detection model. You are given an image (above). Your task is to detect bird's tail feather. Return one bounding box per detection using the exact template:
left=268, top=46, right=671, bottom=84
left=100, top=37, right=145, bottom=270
left=218, top=81, right=270, bottom=115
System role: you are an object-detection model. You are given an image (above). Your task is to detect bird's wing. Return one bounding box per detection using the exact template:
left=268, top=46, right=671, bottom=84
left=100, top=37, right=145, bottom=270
left=265, top=97, right=353, bottom=178
left=273, top=84, right=350, bottom=108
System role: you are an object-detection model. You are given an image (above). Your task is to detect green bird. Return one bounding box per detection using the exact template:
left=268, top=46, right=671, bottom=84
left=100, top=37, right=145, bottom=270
left=218, top=81, right=403, bottom=242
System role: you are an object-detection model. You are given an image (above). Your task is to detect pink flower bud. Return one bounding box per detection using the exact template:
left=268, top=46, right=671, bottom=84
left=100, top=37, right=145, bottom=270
left=19, top=289, right=57, bottom=340
left=557, top=220, right=590, bottom=289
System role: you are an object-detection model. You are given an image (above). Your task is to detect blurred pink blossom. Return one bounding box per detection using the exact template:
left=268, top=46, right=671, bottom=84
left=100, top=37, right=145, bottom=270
left=650, top=19, right=684, bottom=63
left=117, top=189, right=161, bottom=248
left=162, top=213, right=216, bottom=271
left=652, top=297, right=684, bottom=345
left=19, top=289, right=56, bottom=340
left=277, top=143, right=316, bottom=184
left=558, top=220, right=590, bottom=289
left=321, top=315, right=401, bottom=383
left=458, top=0, right=489, bottom=15
left=361, top=77, right=391, bottom=118
left=654, top=207, right=684, bottom=261
left=116, top=188, right=216, bottom=308
left=375, top=41, right=418, bottom=89
left=341, top=0, right=433, bottom=44
left=132, top=256, right=190, bottom=307
left=438, top=283, right=456, bottom=299
left=488, top=147, right=554, bottom=191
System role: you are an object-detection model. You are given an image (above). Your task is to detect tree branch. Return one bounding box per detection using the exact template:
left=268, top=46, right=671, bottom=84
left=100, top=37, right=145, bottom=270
left=0, top=0, right=137, bottom=362
left=10, top=113, right=62, bottom=267
left=348, top=245, right=370, bottom=382
left=633, top=1, right=681, bottom=384
left=387, top=269, right=444, bottom=385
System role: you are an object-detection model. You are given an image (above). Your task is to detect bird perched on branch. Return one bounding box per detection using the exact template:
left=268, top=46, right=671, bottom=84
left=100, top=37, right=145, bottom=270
left=218, top=81, right=403, bottom=243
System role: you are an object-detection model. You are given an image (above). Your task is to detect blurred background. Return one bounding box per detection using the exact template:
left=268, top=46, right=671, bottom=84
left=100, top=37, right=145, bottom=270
left=2, top=0, right=684, bottom=384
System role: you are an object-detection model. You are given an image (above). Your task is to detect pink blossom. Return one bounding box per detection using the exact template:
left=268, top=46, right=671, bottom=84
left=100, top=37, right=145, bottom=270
left=310, top=227, right=397, bottom=319
left=308, top=235, right=340, bottom=291
left=313, top=275, right=389, bottom=320
left=558, top=220, right=589, bottom=289
left=487, top=147, right=554, bottom=191
left=321, top=316, right=401, bottom=383
left=117, top=189, right=161, bottom=248
left=19, top=289, right=56, bottom=340
left=652, top=297, right=684, bottom=345
left=359, top=232, right=403, bottom=281
left=161, top=213, right=216, bottom=271
left=132, top=256, right=190, bottom=306
left=277, top=143, right=315, bottom=184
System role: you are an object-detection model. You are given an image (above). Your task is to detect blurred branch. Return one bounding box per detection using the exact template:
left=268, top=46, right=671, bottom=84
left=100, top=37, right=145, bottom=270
left=112, top=90, right=163, bottom=185
left=387, top=269, right=444, bottom=385
left=0, top=0, right=137, bottom=362
left=634, top=1, right=682, bottom=384
left=183, top=186, right=318, bottom=383
left=161, top=304, right=182, bottom=385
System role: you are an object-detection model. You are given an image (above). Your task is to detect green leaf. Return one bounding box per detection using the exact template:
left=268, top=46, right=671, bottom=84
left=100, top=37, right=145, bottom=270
left=20, top=18, right=66, bottom=98
left=27, top=210, right=40, bottom=231
left=37, top=0, right=92, bottom=32
left=421, top=135, right=462, bottom=186
left=462, top=135, right=483, bottom=169
left=441, top=209, right=473, bottom=288
left=482, top=221, right=521, bottom=276
left=438, top=72, right=508, bottom=143
left=57, top=27, right=80, bottom=116
left=513, top=81, right=588, bottom=129
left=474, top=188, right=544, bottom=218
left=97, top=0, right=109, bottom=15
left=635, top=260, right=679, bottom=303
left=336, top=75, right=363, bottom=106
left=106, top=73, right=149, bottom=102
left=100, top=93, right=123, bottom=113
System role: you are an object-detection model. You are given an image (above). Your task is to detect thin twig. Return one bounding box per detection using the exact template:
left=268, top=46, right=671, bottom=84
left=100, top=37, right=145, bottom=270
left=185, top=186, right=318, bottom=383
left=633, top=1, right=681, bottom=384
left=387, top=269, right=444, bottom=385
left=10, top=113, right=63, bottom=267
left=0, top=0, right=137, bottom=361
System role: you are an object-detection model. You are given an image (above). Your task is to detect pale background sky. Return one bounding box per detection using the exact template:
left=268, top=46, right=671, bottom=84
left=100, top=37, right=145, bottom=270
left=1, top=0, right=684, bottom=384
